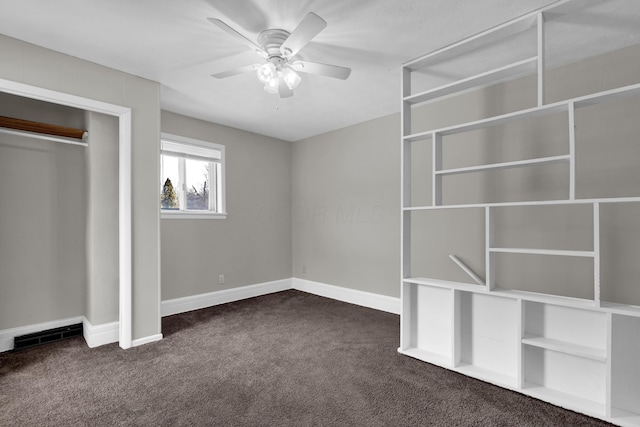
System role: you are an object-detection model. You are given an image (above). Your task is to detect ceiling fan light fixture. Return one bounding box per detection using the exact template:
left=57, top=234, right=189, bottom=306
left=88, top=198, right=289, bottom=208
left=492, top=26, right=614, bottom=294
left=257, top=62, right=276, bottom=84
left=264, top=76, right=279, bottom=94
left=283, top=67, right=301, bottom=90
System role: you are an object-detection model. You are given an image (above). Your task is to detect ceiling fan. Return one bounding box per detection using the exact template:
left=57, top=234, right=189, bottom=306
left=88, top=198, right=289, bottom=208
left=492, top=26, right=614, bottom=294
left=207, top=12, right=351, bottom=98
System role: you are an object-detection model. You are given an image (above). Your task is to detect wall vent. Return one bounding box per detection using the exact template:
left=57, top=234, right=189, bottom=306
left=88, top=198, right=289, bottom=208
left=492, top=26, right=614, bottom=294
left=14, top=323, right=83, bottom=350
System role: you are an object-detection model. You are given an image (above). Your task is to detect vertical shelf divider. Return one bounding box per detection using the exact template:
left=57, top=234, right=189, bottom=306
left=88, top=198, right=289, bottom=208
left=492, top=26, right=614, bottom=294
left=568, top=102, right=576, bottom=200
left=605, top=312, right=612, bottom=418
left=432, top=132, right=442, bottom=206
left=537, top=12, right=545, bottom=107
left=485, top=206, right=495, bottom=291
left=452, top=289, right=462, bottom=367
left=400, top=67, right=411, bottom=351
left=594, top=202, right=601, bottom=307
left=516, top=298, right=525, bottom=388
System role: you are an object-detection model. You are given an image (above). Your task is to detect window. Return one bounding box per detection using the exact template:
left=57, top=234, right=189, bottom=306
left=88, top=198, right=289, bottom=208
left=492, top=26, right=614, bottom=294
left=160, top=133, right=226, bottom=219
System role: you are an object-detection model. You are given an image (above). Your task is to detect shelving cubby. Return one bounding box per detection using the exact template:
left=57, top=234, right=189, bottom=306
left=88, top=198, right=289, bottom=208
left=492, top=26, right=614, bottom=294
left=399, top=1, right=640, bottom=425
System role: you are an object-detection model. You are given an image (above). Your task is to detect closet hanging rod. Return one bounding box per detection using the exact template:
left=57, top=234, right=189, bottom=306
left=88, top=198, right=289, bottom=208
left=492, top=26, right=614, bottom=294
left=0, top=115, right=88, bottom=147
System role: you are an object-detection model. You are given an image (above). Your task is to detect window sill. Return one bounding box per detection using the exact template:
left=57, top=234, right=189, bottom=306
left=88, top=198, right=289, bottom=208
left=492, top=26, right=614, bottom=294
left=161, top=211, right=228, bottom=220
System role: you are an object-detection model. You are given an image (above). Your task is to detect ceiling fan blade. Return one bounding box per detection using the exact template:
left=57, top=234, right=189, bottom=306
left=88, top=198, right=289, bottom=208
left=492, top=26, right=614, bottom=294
left=207, top=18, right=267, bottom=58
left=211, top=63, right=260, bottom=79
left=280, top=12, right=327, bottom=59
left=277, top=75, right=294, bottom=98
left=291, top=61, right=351, bottom=80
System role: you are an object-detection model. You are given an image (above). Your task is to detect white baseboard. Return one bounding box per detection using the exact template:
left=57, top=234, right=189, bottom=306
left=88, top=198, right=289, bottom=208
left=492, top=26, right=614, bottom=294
left=0, top=316, right=84, bottom=352
left=1, top=278, right=396, bottom=353
left=292, top=278, right=401, bottom=315
left=82, top=317, right=119, bottom=348
left=161, top=278, right=293, bottom=317
left=132, top=333, right=163, bottom=347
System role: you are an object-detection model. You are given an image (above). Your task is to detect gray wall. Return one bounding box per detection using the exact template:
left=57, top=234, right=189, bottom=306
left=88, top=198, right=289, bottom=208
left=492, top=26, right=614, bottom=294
left=85, top=112, right=119, bottom=325
left=0, top=34, right=161, bottom=340
left=292, top=114, right=400, bottom=297
left=160, top=111, right=292, bottom=300
left=292, top=43, right=640, bottom=303
left=0, top=95, right=87, bottom=329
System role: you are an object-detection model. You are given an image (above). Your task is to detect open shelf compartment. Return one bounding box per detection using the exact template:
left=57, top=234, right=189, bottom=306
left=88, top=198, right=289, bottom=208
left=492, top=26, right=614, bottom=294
left=456, top=292, right=519, bottom=387
left=400, top=282, right=456, bottom=368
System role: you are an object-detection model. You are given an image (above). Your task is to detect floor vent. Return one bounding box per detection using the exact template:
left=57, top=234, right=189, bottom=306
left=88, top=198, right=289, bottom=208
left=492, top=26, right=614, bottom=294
left=14, top=323, right=83, bottom=350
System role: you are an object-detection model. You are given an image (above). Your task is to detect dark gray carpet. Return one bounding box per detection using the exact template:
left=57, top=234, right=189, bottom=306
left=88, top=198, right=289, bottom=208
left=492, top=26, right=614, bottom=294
left=0, top=290, right=611, bottom=426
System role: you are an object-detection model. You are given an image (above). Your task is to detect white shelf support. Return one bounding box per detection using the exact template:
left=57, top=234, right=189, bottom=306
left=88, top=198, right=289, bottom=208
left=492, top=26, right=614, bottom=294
left=485, top=206, right=495, bottom=291
left=594, top=202, right=601, bottom=308
left=432, top=132, right=442, bottom=206
left=537, top=12, right=546, bottom=106
left=449, top=254, right=485, bottom=286
left=568, top=102, right=576, bottom=200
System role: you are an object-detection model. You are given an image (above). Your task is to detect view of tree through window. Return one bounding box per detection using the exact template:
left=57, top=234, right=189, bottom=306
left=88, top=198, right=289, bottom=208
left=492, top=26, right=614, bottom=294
left=160, top=135, right=225, bottom=216
left=185, top=159, right=209, bottom=210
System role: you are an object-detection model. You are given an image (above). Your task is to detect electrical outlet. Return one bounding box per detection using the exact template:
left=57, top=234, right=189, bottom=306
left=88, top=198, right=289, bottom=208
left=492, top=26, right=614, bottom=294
left=302, top=265, right=307, bottom=274
left=218, top=274, right=225, bottom=284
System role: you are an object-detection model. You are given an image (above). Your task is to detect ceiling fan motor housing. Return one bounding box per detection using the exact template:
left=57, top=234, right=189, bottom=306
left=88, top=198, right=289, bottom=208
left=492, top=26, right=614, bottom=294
left=258, top=29, right=292, bottom=61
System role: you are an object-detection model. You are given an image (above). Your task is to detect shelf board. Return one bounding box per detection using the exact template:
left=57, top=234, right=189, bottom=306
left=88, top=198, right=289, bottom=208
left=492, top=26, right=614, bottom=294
left=522, top=382, right=607, bottom=418
left=490, top=247, right=594, bottom=257
left=522, top=334, right=606, bottom=362
left=402, top=81, right=640, bottom=141
left=398, top=346, right=452, bottom=368
left=456, top=363, right=519, bottom=389
left=599, top=301, right=640, bottom=318
left=403, top=103, right=568, bottom=141
left=403, top=277, right=485, bottom=293
left=434, top=154, right=569, bottom=176
left=403, top=196, right=640, bottom=211
left=403, top=278, right=600, bottom=309
left=405, top=57, right=537, bottom=106
left=404, top=15, right=536, bottom=71
left=493, top=288, right=597, bottom=309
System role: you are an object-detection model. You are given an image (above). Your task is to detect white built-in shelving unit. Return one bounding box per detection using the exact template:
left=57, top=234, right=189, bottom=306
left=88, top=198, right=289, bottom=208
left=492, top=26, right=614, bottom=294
left=399, top=1, right=640, bottom=425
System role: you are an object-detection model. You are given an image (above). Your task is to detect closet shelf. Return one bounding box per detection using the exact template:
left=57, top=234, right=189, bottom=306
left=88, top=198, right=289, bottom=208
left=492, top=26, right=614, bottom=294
left=0, top=115, right=88, bottom=147
left=0, top=127, right=88, bottom=147
left=0, top=115, right=87, bottom=139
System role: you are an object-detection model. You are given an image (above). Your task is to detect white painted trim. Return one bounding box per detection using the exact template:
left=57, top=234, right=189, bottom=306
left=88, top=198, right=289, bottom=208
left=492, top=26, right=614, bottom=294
left=132, top=334, right=163, bottom=347
left=118, top=111, right=132, bottom=350
left=292, top=278, right=401, bottom=315
left=0, top=77, right=133, bottom=351
left=2, top=278, right=399, bottom=352
left=82, top=317, right=119, bottom=349
left=161, top=279, right=293, bottom=317
left=0, top=316, right=84, bottom=352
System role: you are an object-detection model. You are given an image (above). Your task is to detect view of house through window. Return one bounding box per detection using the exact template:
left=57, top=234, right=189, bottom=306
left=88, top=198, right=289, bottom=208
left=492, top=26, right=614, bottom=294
left=160, top=134, right=225, bottom=217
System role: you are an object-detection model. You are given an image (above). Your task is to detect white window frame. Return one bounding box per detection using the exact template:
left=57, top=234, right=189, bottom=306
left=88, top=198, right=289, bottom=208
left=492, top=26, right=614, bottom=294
left=160, top=133, right=227, bottom=219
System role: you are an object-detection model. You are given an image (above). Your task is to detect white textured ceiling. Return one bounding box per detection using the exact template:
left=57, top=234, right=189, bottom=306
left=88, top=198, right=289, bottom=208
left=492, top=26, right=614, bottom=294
left=0, top=0, right=639, bottom=141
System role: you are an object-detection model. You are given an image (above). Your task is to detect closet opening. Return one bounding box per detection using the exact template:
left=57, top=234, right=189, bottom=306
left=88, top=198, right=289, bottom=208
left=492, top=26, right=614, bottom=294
left=0, top=78, right=132, bottom=349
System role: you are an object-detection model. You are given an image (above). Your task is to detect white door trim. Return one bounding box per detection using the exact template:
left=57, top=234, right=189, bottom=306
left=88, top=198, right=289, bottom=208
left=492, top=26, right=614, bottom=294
left=0, top=78, right=133, bottom=350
